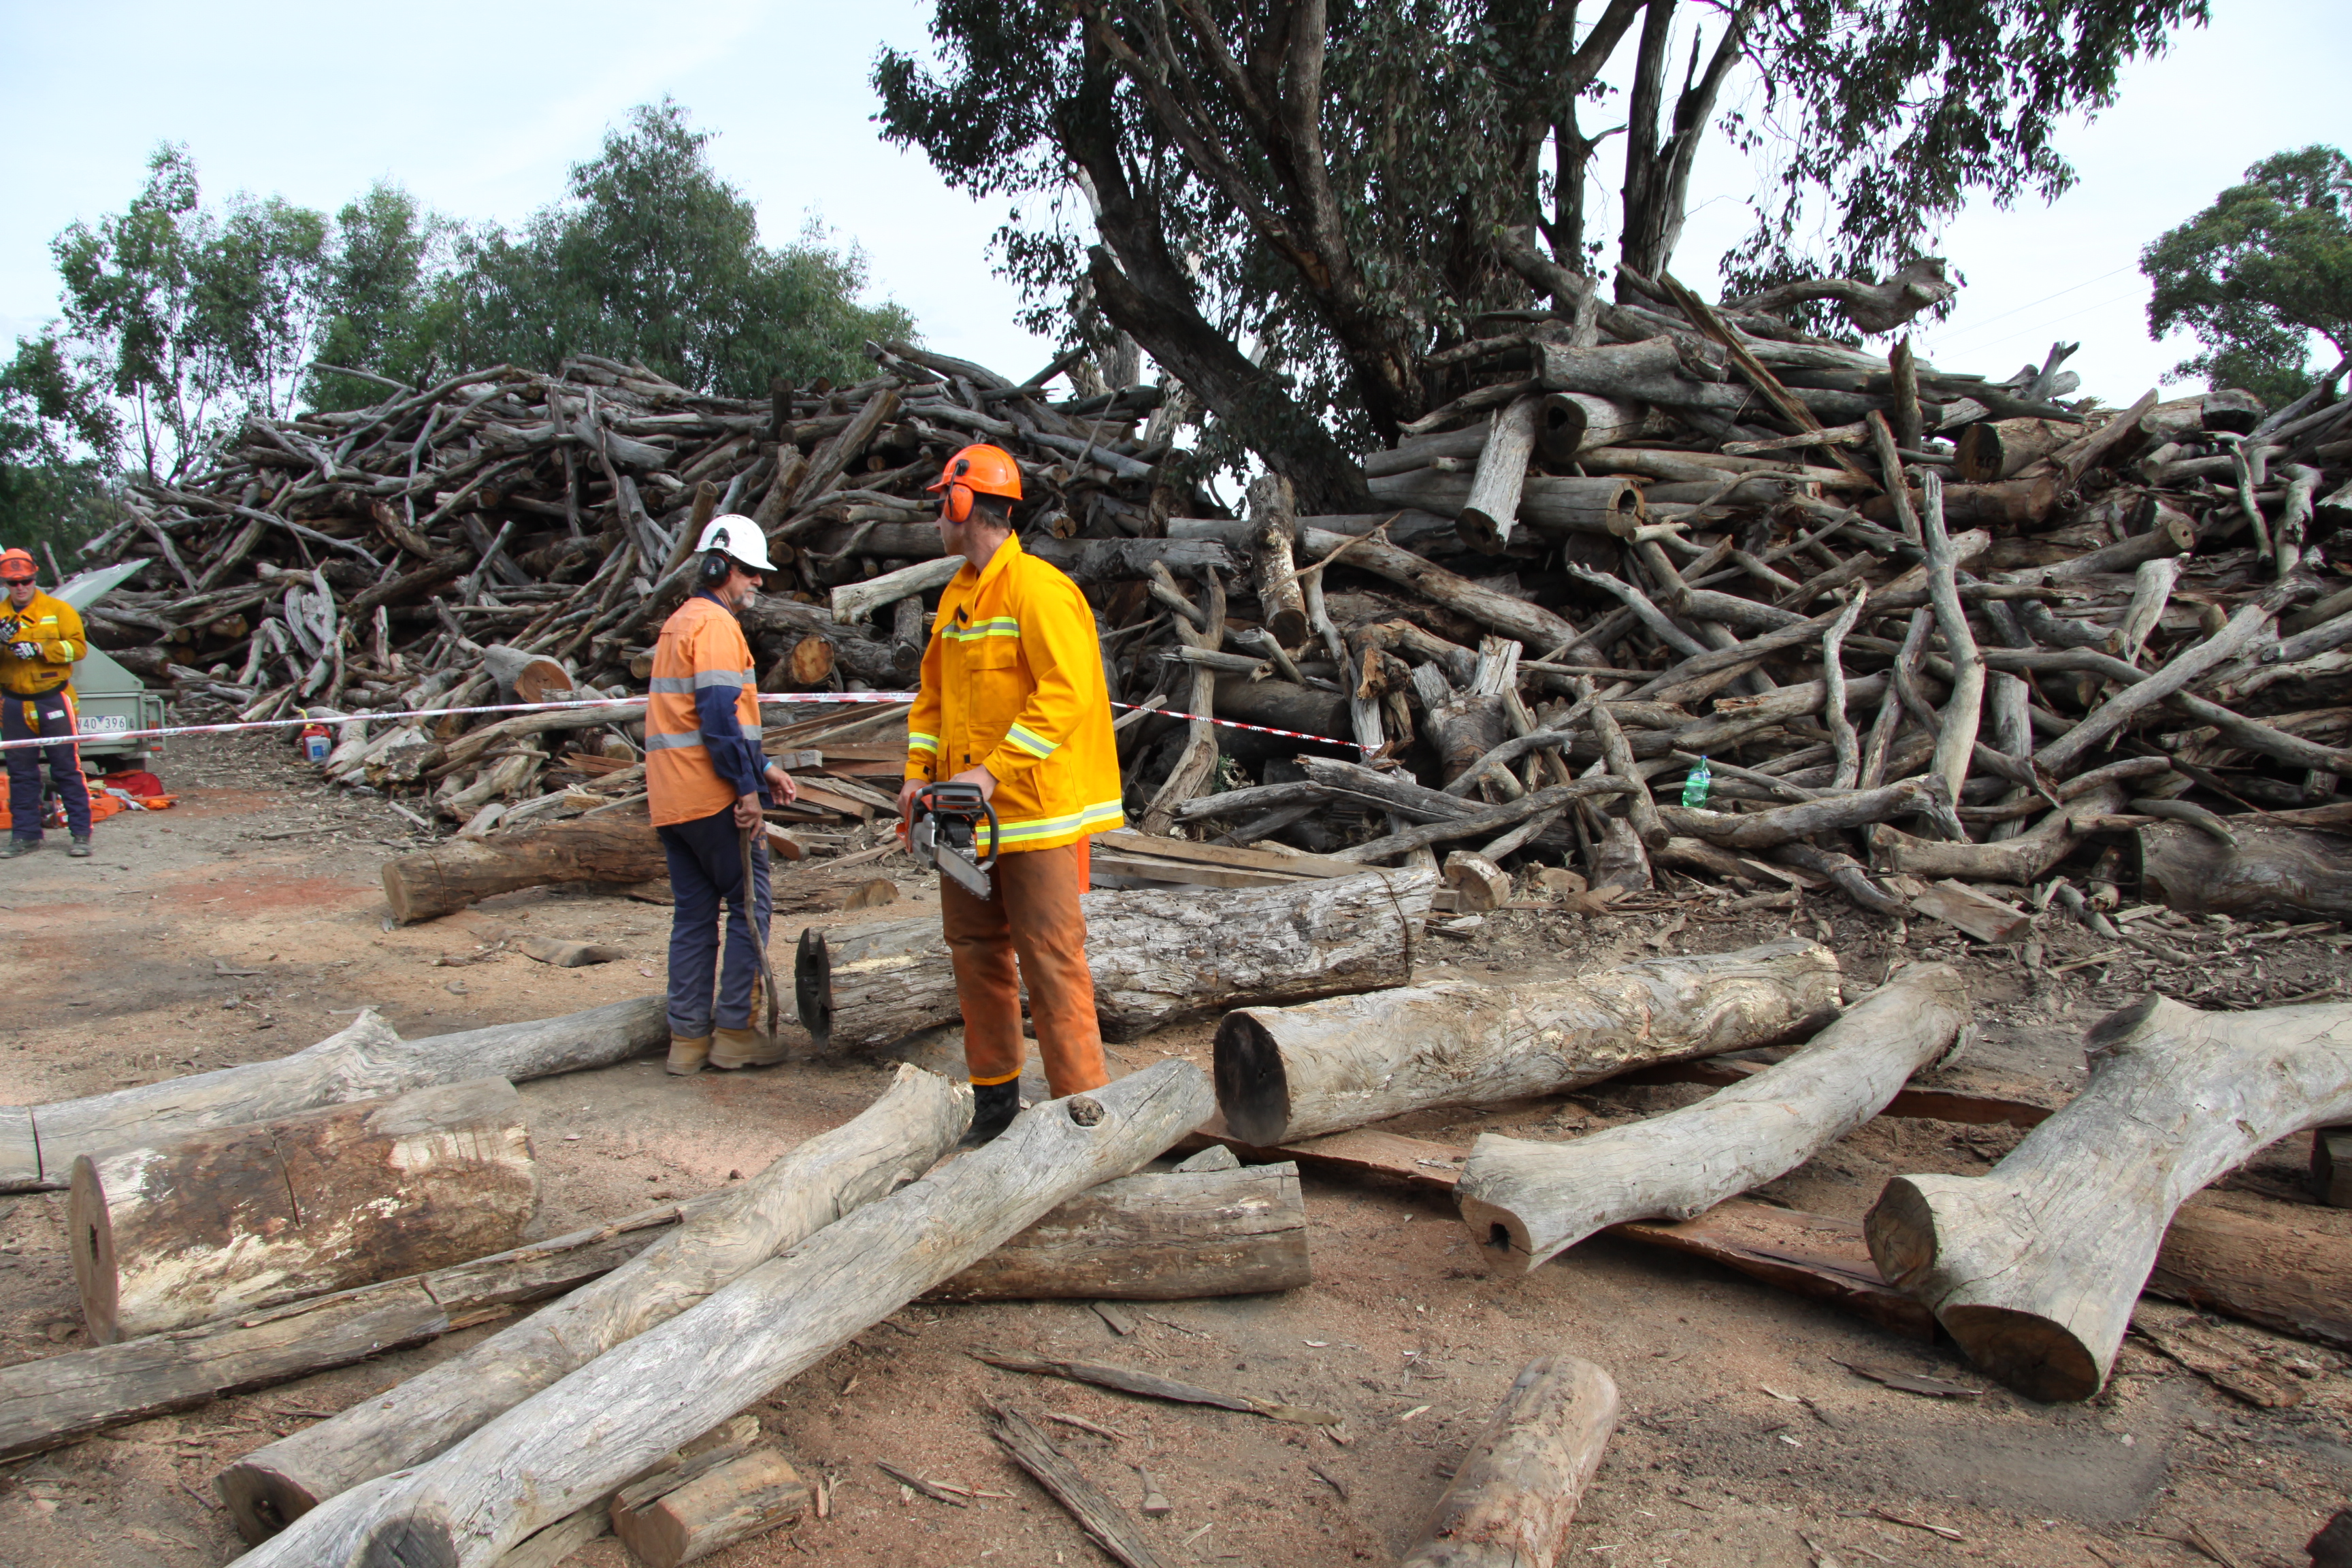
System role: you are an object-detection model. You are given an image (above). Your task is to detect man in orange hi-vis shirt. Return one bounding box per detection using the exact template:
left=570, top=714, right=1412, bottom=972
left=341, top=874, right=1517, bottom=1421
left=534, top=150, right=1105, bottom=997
left=895, top=444, right=1124, bottom=1143
left=647, top=517, right=797, bottom=1076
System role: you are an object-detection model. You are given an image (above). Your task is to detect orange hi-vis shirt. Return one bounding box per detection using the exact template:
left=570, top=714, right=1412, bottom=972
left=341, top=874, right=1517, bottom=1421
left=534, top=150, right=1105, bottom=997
left=646, top=594, right=762, bottom=828
left=906, top=532, right=1123, bottom=853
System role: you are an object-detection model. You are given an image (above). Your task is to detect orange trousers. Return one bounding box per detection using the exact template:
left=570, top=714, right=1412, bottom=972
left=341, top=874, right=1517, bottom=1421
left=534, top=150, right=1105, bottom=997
left=940, top=837, right=1107, bottom=1099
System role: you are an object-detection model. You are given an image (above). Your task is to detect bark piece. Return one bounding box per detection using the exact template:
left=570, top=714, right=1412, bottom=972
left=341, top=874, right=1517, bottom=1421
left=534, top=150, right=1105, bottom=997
left=987, top=1403, right=1175, bottom=1568
left=1907, top=882, right=2031, bottom=943
left=1459, top=966, right=1966, bottom=1269
left=927, top=1162, right=1308, bottom=1303
left=3, top=999, right=664, bottom=1192
left=382, top=815, right=668, bottom=924
left=1400, top=1354, right=1618, bottom=1568
left=2138, top=821, right=2352, bottom=922
left=798, top=868, right=1434, bottom=1052
left=1866, top=994, right=2352, bottom=1401
left=975, top=1352, right=1335, bottom=1424
left=230, top=1060, right=1215, bottom=1567
left=71, top=1078, right=534, bottom=1343
left=610, top=1446, right=809, bottom=1568
left=1213, top=937, right=1842, bottom=1145
left=219, top=1065, right=965, bottom=1542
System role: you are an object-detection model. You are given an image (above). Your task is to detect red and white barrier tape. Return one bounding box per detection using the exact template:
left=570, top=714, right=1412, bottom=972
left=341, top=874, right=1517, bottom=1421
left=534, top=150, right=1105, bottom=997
left=0, top=689, right=1368, bottom=755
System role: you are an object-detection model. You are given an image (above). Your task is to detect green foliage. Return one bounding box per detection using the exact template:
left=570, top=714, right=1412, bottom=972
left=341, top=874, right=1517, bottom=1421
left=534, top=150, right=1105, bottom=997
left=1725, top=0, right=2208, bottom=295
left=2142, top=145, right=2352, bottom=404
left=442, top=102, right=911, bottom=399
left=16, top=101, right=914, bottom=502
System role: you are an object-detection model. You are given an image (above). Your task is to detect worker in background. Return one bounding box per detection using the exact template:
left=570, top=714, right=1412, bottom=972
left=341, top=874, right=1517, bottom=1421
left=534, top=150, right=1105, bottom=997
left=896, top=444, right=1123, bottom=1143
left=0, top=549, right=92, bottom=859
left=647, top=516, right=797, bottom=1075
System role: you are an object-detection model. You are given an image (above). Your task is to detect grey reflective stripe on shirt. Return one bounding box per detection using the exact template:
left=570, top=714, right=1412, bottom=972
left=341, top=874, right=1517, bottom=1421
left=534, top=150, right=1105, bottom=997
left=649, top=676, right=696, bottom=694
left=644, top=729, right=706, bottom=751
left=693, top=667, right=755, bottom=689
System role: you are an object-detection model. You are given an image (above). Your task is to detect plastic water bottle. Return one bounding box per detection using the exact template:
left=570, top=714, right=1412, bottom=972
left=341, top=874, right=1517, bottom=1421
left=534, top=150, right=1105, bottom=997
left=1681, top=756, right=1713, bottom=809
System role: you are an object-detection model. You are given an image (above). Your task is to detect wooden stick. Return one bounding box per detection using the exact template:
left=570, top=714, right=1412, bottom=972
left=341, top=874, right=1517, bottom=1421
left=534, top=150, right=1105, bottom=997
left=986, top=1404, right=1177, bottom=1568
left=1920, top=471, right=1986, bottom=811
left=1399, top=1355, right=1618, bottom=1568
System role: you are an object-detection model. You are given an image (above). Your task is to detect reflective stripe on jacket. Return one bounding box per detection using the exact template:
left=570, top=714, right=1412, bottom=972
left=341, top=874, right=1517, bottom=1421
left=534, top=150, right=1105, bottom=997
left=646, top=594, right=763, bottom=828
left=906, top=533, right=1122, bottom=853
left=0, top=591, right=85, bottom=698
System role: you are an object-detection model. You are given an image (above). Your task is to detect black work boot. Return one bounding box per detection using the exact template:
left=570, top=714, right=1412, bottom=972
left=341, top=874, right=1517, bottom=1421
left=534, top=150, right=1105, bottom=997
left=966, top=1080, right=1021, bottom=1145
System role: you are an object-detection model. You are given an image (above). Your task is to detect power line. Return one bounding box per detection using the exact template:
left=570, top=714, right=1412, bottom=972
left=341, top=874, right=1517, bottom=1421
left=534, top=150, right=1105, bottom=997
left=1924, top=264, right=2139, bottom=352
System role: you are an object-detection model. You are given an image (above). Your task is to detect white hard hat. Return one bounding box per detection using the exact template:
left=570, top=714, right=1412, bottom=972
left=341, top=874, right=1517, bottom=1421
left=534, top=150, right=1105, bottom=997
left=696, top=514, right=777, bottom=574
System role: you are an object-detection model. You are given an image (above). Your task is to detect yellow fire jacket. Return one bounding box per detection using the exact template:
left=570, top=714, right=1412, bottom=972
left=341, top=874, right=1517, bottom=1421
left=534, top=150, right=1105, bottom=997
left=906, top=534, right=1123, bottom=853
left=0, top=591, right=86, bottom=698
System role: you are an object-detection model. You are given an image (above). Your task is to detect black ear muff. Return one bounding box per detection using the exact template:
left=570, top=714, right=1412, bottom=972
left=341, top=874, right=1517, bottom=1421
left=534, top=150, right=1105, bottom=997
left=700, top=549, right=731, bottom=586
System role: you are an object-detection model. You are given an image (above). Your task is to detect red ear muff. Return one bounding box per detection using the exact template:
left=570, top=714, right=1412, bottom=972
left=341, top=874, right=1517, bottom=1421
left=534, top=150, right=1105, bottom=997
left=946, top=483, right=973, bottom=523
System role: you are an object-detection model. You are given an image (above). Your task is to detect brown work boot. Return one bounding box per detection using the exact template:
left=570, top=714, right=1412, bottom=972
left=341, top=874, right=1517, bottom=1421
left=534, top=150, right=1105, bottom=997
left=710, top=1026, right=787, bottom=1070
left=666, top=1034, right=710, bottom=1075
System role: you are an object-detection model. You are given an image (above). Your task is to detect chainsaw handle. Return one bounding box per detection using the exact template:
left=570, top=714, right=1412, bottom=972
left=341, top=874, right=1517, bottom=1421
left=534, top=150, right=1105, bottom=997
left=974, top=796, right=1000, bottom=870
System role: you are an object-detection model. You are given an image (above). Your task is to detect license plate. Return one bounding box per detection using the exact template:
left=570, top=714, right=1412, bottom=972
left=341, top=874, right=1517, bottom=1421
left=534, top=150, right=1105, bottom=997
left=78, top=715, right=131, bottom=734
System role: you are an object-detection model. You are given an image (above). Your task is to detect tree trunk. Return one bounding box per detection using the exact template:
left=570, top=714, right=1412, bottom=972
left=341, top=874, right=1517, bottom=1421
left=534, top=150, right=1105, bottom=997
left=1246, top=476, right=1309, bottom=647
left=479, top=646, right=574, bottom=705
left=1868, top=785, right=2125, bottom=883
left=1, top=999, right=664, bottom=1192
left=828, top=556, right=962, bottom=625
left=1298, top=528, right=1580, bottom=652
left=2152, top=1196, right=2352, bottom=1351
left=1400, top=1355, right=1618, bottom=1568
left=1456, top=395, right=1543, bottom=554
left=218, top=1066, right=965, bottom=1543
left=927, top=1162, right=1308, bottom=1303
left=2136, top=821, right=2352, bottom=921
left=1865, top=994, right=2352, bottom=1402
left=1535, top=395, right=1646, bottom=467
left=0, top=1200, right=693, bottom=1463
left=230, top=1060, right=1214, bottom=1568
left=71, top=1079, right=535, bottom=1344
left=798, top=868, right=1435, bottom=1052
left=1459, top=965, right=1966, bottom=1270
left=1213, top=937, right=1841, bottom=1145
left=1208, top=677, right=1351, bottom=743
left=382, top=815, right=668, bottom=924
left=610, top=1446, right=808, bottom=1568
left=1953, top=418, right=2076, bottom=483
left=1366, top=472, right=1644, bottom=539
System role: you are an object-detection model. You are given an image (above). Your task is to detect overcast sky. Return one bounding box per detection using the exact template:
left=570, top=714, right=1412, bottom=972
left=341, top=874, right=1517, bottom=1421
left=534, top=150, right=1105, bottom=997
left=3, top=0, right=2345, bottom=415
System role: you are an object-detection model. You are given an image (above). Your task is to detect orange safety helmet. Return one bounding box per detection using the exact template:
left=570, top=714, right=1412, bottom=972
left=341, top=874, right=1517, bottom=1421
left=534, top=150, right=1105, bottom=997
left=0, top=549, right=34, bottom=584
left=926, top=444, right=1022, bottom=523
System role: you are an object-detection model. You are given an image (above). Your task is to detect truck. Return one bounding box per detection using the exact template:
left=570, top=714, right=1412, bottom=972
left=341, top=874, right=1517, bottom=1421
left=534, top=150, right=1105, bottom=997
left=52, top=561, right=169, bottom=776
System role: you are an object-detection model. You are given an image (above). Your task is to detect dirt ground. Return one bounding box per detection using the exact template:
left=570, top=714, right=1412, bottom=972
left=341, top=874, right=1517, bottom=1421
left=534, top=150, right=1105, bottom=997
left=0, top=730, right=2345, bottom=1568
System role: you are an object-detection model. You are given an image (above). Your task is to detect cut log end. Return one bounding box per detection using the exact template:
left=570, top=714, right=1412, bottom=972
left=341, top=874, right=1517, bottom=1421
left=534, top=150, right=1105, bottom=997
left=1212, top=1011, right=1292, bottom=1147
left=1455, top=1187, right=1537, bottom=1273
left=794, top=928, right=832, bottom=1049
left=1935, top=1304, right=2101, bottom=1405
left=1860, top=1175, right=1939, bottom=1290
left=65, top=1160, right=122, bottom=1344
left=221, top=1463, right=318, bottom=1548
left=359, top=1511, right=459, bottom=1568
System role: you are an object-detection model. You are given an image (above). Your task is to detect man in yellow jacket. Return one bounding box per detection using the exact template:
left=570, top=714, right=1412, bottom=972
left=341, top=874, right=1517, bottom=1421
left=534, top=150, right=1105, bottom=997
left=0, top=549, right=92, bottom=858
left=896, top=444, right=1124, bottom=1143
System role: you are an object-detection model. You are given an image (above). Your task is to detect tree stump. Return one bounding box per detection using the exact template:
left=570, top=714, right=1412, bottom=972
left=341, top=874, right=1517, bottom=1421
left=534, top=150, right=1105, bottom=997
left=70, top=1079, right=534, bottom=1343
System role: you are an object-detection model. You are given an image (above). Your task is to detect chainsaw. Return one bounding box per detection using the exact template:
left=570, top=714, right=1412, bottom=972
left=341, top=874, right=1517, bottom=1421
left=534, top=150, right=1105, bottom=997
left=904, top=781, right=1000, bottom=900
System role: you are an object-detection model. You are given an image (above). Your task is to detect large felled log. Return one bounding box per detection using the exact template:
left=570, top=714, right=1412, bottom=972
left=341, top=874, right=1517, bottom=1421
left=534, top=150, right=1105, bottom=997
left=798, top=868, right=1434, bottom=1051
left=218, top=1065, right=965, bottom=1543
left=1367, top=471, right=1645, bottom=540
left=381, top=813, right=668, bottom=924
left=1213, top=938, right=1841, bottom=1146
left=230, top=1060, right=1215, bottom=1568
left=926, top=1161, right=1308, bottom=1303
left=2153, top=1198, right=2352, bottom=1351
left=71, top=1078, right=535, bottom=1344
left=0, top=1199, right=692, bottom=1463
left=1535, top=393, right=1646, bottom=466
left=1400, top=1354, right=1618, bottom=1568
left=1, top=998, right=665, bottom=1191
left=2137, top=820, right=2352, bottom=921
left=1866, top=994, right=2352, bottom=1401
left=1458, top=965, right=1967, bottom=1270
left=478, top=645, right=574, bottom=705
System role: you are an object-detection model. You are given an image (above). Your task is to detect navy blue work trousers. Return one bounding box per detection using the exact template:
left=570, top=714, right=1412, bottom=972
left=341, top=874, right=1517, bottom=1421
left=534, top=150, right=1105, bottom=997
left=3, top=693, right=89, bottom=842
left=659, top=806, right=772, bottom=1038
